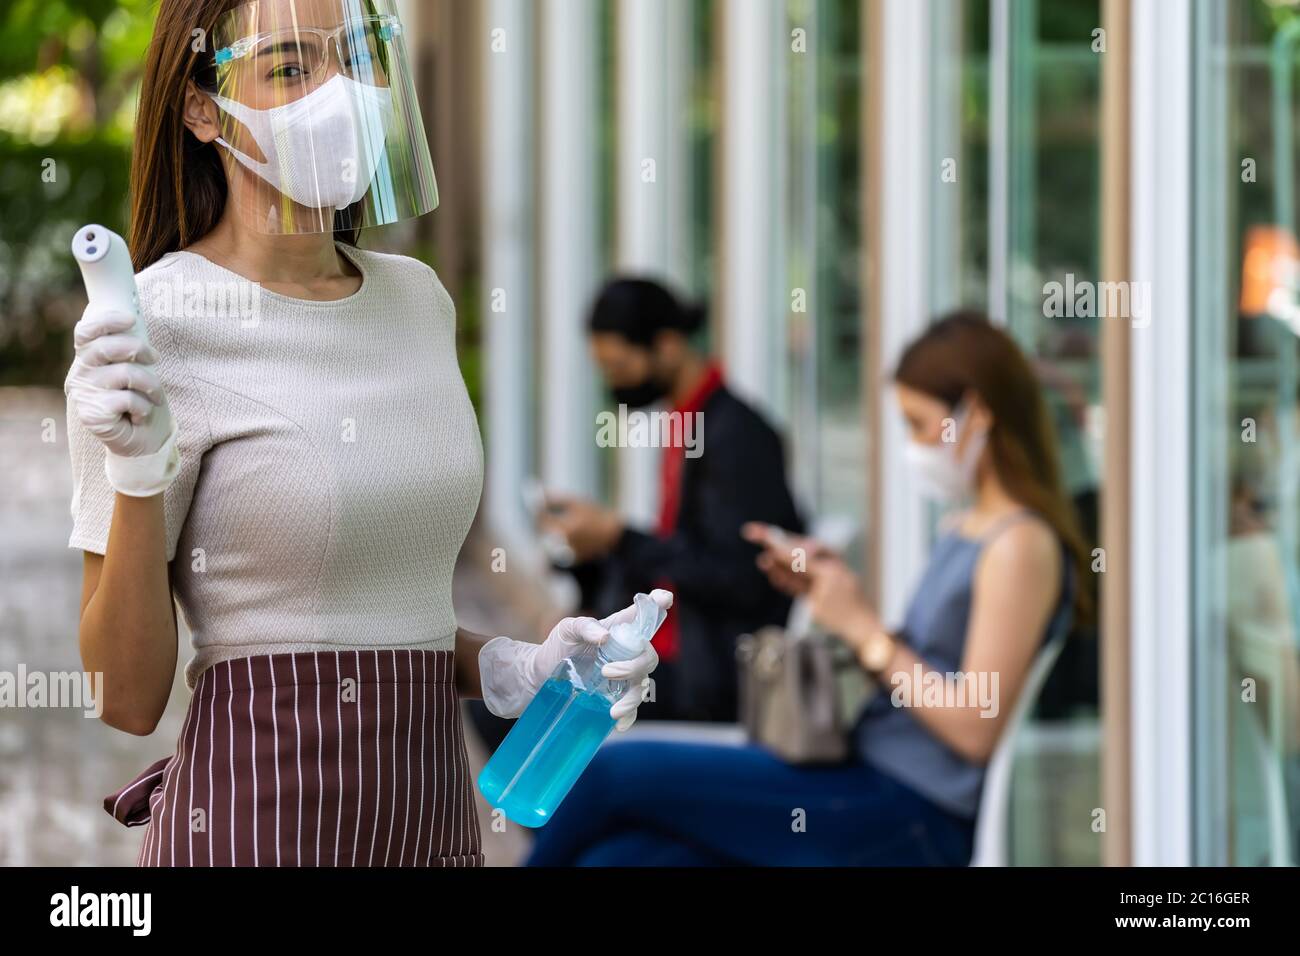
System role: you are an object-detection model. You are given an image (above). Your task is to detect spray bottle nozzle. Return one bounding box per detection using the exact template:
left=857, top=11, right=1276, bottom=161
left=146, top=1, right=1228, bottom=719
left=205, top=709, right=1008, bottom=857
left=604, top=593, right=668, bottom=661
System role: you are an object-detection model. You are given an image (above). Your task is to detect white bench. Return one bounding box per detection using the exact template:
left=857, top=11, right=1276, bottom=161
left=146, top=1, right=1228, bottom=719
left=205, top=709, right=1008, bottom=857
left=969, top=637, right=1066, bottom=866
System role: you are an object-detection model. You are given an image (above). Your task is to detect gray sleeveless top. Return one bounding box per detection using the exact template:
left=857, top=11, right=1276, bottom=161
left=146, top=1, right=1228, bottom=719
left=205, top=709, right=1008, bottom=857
left=853, top=511, right=1074, bottom=820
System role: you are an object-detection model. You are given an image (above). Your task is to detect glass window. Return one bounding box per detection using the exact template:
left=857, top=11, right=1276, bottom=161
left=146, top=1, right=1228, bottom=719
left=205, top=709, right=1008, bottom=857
left=687, top=0, right=717, bottom=303
left=1193, top=0, right=1300, bottom=867
left=933, top=0, right=1103, bottom=866
left=782, top=0, right=866, bottom=526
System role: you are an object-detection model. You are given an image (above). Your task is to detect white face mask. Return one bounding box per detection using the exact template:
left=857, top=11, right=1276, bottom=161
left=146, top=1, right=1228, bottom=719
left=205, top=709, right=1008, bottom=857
left=213, top=74, right=392, bottom=211
left=902, top=402, right=989, bottom=502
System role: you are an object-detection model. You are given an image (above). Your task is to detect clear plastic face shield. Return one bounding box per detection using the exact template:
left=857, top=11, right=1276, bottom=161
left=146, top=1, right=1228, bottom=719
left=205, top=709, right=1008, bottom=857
left=205, top=0, right=437, bottom=235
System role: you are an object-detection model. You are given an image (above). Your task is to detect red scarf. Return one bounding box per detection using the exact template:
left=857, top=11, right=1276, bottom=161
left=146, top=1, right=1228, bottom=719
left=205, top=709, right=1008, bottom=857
left=652, top=363, right=724, bottom=660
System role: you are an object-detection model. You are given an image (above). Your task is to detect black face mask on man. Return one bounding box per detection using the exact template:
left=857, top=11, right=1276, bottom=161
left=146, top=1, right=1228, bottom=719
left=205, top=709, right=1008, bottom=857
left=609, top=344, right=671, bottom=408
left=611, top=378, right=669, bottom=409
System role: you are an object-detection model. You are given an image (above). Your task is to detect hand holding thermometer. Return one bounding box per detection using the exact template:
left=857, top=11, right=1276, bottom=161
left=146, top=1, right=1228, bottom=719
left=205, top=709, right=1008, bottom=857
left=68, top=224, right=180, bottom=496
left=72, top=225, right=149, bottom=343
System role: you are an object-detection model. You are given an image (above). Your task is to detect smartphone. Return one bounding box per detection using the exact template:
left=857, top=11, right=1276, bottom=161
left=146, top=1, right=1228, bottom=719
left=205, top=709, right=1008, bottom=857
left=757, top=523, right=796, bottom=551
left=522, top=477, right=568, bottom=521
left=522, top=477, right=576, bottom=568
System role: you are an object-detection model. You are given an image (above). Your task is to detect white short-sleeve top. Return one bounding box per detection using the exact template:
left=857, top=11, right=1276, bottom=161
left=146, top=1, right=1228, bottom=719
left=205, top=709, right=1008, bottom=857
left=65, top=244, right=484, bottom=688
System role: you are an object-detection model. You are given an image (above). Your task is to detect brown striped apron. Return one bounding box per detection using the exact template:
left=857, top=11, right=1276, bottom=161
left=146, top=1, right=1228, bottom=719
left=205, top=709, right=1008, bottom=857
left=104, top=649, right=484, bottom=867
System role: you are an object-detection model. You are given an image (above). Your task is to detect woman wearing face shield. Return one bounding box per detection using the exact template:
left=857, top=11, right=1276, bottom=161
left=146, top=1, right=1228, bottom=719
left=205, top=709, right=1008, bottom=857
left=64, top=0, right=665, bottom=867
left=526, top=312, right=1090, bottom=867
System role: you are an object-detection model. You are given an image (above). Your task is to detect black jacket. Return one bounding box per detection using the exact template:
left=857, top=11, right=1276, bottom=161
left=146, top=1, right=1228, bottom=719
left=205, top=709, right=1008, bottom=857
left=587, top=385, right=803, bottom=721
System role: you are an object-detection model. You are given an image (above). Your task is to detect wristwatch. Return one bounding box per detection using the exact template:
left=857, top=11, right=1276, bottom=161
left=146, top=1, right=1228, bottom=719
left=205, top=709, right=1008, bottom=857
left=857, top=627, right=897, bottom=678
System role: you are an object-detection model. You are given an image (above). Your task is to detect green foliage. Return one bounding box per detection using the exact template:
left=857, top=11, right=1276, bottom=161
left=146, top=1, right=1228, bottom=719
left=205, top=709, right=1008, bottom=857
left=0, top=0, right=151, bottom=385
left=0, top=0, right=154, bottom=145
left=0, top=133, right=131, bottom=386
left=1260, top=0, right=1300, bottom=36
left=0, top=0, right=154, bottom=81
left=456, top=277, right=484, bottom=419
left=403, top=237, right=484, bottom=416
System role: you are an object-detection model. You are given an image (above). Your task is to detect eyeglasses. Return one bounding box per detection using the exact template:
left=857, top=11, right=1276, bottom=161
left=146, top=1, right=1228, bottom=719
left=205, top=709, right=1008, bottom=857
left=214, top=14, right=403, bottom=87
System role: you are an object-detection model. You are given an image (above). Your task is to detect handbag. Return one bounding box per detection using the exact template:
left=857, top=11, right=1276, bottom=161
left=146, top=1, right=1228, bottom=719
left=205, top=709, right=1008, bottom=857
left=735, top=616, right=876, bottom=765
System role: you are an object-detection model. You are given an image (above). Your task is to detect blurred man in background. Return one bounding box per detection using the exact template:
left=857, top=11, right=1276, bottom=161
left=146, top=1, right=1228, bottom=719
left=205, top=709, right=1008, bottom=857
left=542, top=278, right=803, bottom=724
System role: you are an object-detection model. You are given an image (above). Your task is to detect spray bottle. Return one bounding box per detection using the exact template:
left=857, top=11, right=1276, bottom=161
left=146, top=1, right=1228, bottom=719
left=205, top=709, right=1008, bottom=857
left=478, top=593, right=667, bottom=827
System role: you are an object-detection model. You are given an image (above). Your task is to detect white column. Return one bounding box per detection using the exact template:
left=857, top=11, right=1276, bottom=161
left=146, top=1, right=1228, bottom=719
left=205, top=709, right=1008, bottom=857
left=483, top=0, right=538, bottom=559
left=1129, top=0, right=1193, bottom=867
left=719, top=0, right=784, bottom=413
left=539, top=0, right=601, bottom=498
left=664, top=0, right=695, bottom=294
left=785, top=0, right=819, bottom=504
left=617, top=0, right=676, bottom=272
left=614, top=0, right=690, bottom=528
left=877, top=0, right=932, bottom=626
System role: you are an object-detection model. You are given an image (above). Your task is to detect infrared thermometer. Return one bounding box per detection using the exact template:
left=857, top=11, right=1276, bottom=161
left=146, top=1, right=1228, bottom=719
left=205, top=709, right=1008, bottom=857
left=71, top=224, right=172, bottom=430
left=71, top=224, right=149, bottom=343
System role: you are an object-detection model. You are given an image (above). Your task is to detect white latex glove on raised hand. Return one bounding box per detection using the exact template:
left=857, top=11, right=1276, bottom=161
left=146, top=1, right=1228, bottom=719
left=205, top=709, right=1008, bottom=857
left=479, top=588, right=672, bottom=731
left=65, top=303, right=180, bottom=497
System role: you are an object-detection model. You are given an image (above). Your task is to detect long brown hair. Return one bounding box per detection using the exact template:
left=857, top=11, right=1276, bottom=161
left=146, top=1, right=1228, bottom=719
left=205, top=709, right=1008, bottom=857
left=128, top=0, right=359, bottom=271
left=894, top=310, right=1094, bottom=624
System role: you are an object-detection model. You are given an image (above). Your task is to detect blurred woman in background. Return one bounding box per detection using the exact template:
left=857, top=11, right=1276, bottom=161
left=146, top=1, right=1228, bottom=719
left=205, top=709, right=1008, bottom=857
left=527, top=311, right=1089, bottom=866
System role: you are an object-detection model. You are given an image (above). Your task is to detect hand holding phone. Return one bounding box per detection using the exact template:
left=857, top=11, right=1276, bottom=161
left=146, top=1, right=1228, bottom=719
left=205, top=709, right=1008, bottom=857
left=741, top=522, right=834, bottom=598
left=522, top=478, right=577, bottom=567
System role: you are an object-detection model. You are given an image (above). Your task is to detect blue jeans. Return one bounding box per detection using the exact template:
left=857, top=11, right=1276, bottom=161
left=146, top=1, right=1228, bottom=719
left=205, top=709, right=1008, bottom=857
left=524, top=739, right=975, bottom=866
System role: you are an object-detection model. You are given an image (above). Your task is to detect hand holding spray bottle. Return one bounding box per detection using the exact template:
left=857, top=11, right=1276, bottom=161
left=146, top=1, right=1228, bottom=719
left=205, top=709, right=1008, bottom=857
left=478, top=593, right=668, bottom=827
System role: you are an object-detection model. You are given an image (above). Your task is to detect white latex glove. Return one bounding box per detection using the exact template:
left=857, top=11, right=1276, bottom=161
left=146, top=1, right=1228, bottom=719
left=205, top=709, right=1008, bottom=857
left=65, top=304, right=180, bottom=497
left=479, top=588, right=672, bottom=731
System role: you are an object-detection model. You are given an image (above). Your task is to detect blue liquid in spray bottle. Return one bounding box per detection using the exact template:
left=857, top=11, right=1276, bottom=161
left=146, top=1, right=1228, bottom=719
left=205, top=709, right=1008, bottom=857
left=478, top=593, right=667, bottom=827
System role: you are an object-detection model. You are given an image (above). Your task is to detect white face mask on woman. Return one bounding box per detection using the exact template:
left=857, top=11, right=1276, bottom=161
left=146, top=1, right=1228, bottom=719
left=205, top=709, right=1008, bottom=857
left=213, top=74, right=392, bottom=211
left=902, top=400, right=989, bottom=502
